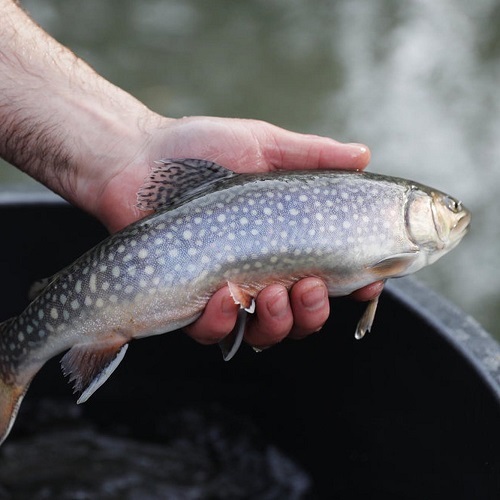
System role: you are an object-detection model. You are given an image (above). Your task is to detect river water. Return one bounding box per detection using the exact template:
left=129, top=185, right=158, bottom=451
left=1, top=0, right=499, bottom=340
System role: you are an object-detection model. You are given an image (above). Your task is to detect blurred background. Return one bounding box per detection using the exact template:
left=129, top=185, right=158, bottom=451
left=1, top=0, right=499, bottom=339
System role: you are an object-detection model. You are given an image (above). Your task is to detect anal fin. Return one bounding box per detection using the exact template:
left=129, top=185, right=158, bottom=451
left=218, top=281, right=258, bottom=360
left=227, top=281, right=256, bottom=313
left=218, top=308, right=249, bottom=361
left=60, top=340, right=129, bottom=404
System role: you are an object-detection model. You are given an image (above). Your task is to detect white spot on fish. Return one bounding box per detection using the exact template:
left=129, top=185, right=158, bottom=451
left=38, top=310, right=44, bottom=320
left=96, top=298, right=104, bottom=308
left=217, top=214, right=226, bottom=223
left=102, top=281, right=110, bottom=291
left=169, top=248, right=179, bottom=258
left=138, top=248, right=148, bottom=259
left=84, top=296, right=92, bottom=306
left=50, top=308, right=58, bottom=320
left=145, top=265, right=155, bottom=275
left=71, top=300, right=80, bottom=310
left=289, top=208, right=299, bottom=216
left=125, top=285, right=134, bottom=294
left=89, top=273, right=97, bottom=293
left=109, top=295, right=118, bottom=303
left=123, top=254, right=133, bottom=263
left=112, top=266, right=120, bottom=278
left=63, top=310, right=70, bottom=321
left=299, top=195, right=308, bottom=202
left=117, top=245, right=126, bottom=253
left=75, top=280, right=82, bottom=293
left=127, top=266, right=137, bottom=277
left=183, top=230, right=192, bottom=240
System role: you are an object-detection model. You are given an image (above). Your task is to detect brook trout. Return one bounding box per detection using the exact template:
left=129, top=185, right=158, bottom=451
left=0, top=159, right=470, bottom=445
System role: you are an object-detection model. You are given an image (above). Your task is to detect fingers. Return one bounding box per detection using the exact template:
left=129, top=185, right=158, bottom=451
left=183, top=287, right=239, bottom=344
left=184, top=278, right=331, bottom=350
left=350, top=280, right=385, bottom=301
left=184, top=279, right=386, bottom=353
left=262, top=123, right=371, bottom=172
left=243, top=278, right=330, bottom=348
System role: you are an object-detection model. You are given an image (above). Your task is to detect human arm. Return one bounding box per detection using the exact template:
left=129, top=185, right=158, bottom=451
left=0, top=0, right=382, bottom=349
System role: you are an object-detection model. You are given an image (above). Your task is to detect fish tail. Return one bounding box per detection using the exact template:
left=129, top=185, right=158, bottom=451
left=0, top=375, right=27, bottom=446
left=0, top=318, right=30, bottom=446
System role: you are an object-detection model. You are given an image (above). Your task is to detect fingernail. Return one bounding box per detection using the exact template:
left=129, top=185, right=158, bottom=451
left=268, top=289, right=288, bottom=318
left=345, top=143, right=370, bottom=160
left=346, top=142, right=368, bottom=152
left=301, top=285, right=327, bottom=311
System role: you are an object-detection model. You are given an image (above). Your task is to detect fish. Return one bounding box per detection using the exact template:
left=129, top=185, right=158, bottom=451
left=0, top=158, right=470, bottom=445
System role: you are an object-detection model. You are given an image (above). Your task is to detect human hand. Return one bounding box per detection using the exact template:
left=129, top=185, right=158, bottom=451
left=87, top=115, right=383, bottom=350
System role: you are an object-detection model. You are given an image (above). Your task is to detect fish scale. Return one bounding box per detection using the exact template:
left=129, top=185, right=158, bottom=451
left=0, top=158, right=470, bottom=446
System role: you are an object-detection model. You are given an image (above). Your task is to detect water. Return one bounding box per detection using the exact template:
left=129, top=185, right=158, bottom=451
left=1, top=0, right=499, bottom=340
left=0, top=401, right=311, bottom=499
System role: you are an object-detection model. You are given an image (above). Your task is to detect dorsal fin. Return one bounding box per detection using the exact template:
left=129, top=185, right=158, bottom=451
left=136, top=158, right=238, bottom=211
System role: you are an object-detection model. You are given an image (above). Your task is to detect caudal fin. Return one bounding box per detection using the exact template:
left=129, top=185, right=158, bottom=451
left=0, top=376, right=29, bottom=446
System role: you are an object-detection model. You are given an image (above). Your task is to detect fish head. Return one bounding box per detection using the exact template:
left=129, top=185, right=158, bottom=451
left=405, top=184, right=471, bottom=265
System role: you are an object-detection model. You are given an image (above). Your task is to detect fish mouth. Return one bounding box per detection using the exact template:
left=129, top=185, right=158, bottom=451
left=446, top=209, right=471, bottom=251
left=454, top=210, right=471, bottom=237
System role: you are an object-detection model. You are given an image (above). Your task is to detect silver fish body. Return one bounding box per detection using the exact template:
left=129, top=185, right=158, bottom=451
left=0, top=159, right=470, bottom=445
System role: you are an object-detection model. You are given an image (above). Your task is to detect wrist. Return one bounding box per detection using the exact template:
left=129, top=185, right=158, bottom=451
left=0, top=0, right=170, bottom=226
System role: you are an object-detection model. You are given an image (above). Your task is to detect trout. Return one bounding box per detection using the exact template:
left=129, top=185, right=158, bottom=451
left=0, top=159, right=470, bottom=445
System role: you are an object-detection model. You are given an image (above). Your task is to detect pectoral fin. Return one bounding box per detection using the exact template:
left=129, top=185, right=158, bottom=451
left=354, top=295, right=380, bottom=340
left=370, top=252, right=418, bottom=278
left=60, top=340, right=129, bottom=403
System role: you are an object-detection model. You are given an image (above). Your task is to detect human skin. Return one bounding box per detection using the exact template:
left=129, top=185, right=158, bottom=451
left=0, top=0, right=383, bottom=350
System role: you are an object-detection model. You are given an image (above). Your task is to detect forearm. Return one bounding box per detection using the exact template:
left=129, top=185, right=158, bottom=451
left=0, top=0, right=160, bottom=209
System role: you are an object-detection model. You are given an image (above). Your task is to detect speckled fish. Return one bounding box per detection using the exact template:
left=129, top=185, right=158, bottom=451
left=0, top=158, right=470, bottom=445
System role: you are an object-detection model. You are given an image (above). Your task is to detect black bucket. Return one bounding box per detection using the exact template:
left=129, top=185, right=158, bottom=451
left=0, top=192, right=499, bottom=499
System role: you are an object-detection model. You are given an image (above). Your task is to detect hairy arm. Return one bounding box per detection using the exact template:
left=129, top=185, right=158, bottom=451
left=0, top=0, right=158, bottom=215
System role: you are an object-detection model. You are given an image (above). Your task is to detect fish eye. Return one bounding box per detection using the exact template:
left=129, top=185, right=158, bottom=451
left=445, top=196, right=461, bottom=213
